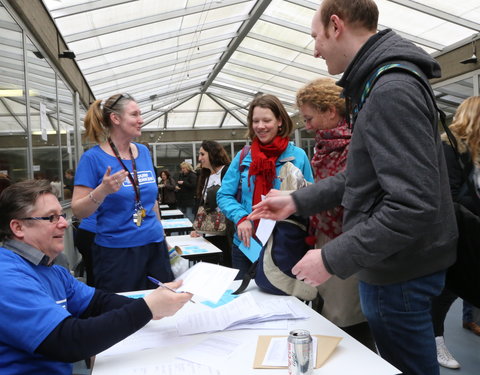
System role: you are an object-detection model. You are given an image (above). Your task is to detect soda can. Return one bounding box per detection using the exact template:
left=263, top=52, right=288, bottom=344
left=287, top=329, right=313, bottom=375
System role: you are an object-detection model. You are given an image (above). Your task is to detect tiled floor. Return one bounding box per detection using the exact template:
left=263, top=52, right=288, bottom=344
left=439, top=299, right=480, bottom=375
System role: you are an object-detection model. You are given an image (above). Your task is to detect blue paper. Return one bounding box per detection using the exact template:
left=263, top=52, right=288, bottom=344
left=201, top=289, right=238, bottom=308
left=239, top=237, right=263, bottom=262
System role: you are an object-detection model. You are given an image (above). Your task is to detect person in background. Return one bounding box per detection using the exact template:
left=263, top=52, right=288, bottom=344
left=158, top=170, right=177, bottom=208
left=63, top=169, right=74, bottom=199
left=0, top=172, right=12, bottom=194
left=50, top=176, right=62, bottom=199
left=249, top=1, right=456, bottom=374
left=217, top=94, right=313, bottom=279
left=191, top=140, right=232, bottom=267
left=296, top=77, right=374, bottom=350
left=72, top=93, right=173, bottom=293
left=0, top=179, right=191, bottom=375
left=175, top=162, right=197, bottom=222
left=431, top=96, right=480, bottom=369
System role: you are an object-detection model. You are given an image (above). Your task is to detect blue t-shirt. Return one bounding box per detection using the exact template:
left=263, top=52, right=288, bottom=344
left=78, top=211, right=97, bottom=233
left=75, top=143, right=163, bottom=247
left=0, top=248, right=95, bottom=375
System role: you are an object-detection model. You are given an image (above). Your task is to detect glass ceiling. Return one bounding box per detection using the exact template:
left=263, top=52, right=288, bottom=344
left=40, top=0, right=480, bottom=130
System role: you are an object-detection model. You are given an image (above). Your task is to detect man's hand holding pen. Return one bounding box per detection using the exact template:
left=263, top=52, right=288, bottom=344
left=144, top=280, right=193, bottom=320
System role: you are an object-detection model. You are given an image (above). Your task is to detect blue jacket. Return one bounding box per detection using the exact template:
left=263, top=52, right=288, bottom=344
left=217, top=142, right=313, bottom=247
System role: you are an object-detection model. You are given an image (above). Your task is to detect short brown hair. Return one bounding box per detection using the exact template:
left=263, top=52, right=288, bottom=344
left=296, top=78, right=346, bottom=119
left=320, top=0, right=378, bottom=32
left=246, top=94, right=293, bottom=140
left=0, top=179, right=54, bottom=240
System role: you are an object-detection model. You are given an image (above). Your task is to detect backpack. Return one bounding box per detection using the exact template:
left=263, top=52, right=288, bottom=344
left=233, top=162, right=318, bottom=301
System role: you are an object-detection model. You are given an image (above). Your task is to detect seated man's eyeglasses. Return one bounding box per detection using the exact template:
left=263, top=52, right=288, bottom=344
left=18, top=213, right=67, bottom=223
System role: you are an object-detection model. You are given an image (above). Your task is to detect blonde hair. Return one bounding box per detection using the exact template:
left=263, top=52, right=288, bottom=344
left=449, top=96, right=480, bottom=164
left=296, top=78, right=346, bottom=118
left=180, top=162, right=194, bottom=172
left=84, top=93, right=136, bottom=143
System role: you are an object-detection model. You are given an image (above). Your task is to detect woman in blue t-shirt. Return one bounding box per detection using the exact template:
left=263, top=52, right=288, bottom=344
left=72, top=93, right=173, bottom=292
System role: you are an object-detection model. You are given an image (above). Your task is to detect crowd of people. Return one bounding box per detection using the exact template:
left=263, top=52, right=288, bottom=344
left=0, top=1, right=478, bottom=374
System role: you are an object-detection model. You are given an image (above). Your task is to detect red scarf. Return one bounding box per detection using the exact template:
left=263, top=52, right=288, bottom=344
left=309, top=120, right=351, bottom=242
left=248, top=136, right=289, bottom=210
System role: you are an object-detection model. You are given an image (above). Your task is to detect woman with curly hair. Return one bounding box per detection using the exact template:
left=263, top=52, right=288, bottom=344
left=296, top=78, right=374, bottom=350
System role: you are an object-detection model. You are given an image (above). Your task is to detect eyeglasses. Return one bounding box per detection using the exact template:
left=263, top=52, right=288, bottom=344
left=19, top=213, right=67, bottom=224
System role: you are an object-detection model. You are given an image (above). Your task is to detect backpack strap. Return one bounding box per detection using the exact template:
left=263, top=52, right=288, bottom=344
left=236, top=145, right=251, bottom=202
left=356, top=61, right=480, bottom=209
left=232, top=260, right=258, bottom=295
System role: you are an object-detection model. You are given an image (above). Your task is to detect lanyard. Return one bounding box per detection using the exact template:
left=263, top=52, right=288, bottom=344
left=108, top=138, right=142, bottom=207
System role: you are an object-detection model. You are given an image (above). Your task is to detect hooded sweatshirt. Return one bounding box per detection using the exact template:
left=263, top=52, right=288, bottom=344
left=293, top=29, right=457, bottom=285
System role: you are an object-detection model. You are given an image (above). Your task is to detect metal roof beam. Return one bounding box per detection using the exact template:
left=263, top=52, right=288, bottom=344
left=49, top=0, right=137, bottom=19
left=63, top=0, right=251, bottom=43
left=76, top=15, right=247, bottom=61
left=388, top=0, right=480, bottom=32
left=201, top=0, right=273, bottom=93
left=83, top=33, right=235, bottom=75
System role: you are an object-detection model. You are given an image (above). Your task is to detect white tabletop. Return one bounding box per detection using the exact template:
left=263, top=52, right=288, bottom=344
left=161, top=218, right=193, bottom=230
left=92, top=283, right=399, bottom=375
left=160, top=209, right=184, bottom=217
left=166, top=234, right=222, bottom=256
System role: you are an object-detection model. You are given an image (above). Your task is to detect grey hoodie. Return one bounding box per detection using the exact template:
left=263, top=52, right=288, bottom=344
left=293, top=30, right=457, bottom=285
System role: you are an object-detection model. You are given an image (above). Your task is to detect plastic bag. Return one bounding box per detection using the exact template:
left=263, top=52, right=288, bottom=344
left=168, top=246, right=190, bottom=278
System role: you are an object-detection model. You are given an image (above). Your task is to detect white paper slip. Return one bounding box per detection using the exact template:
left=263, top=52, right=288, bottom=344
left=262, top=336, right=318, bottom=367
left=176, top=336, right=243, bottom=367
left=123, top=360, right=221, bottom=375
left=256, top=218, right=276, bottom=246
left=175, top=262, right=239, bottom=304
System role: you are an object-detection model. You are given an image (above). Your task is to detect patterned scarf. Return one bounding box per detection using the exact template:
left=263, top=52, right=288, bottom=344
left=248, top=136, right=289, bottom=223
left=309, top=119, right=351, bottom=243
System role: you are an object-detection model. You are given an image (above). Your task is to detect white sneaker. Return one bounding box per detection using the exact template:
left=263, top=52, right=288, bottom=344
left=435, top=336, right=460, bottom=369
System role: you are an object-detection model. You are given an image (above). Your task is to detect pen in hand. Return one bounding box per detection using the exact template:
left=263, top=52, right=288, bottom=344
left=147, top=276, right=195, bottom=303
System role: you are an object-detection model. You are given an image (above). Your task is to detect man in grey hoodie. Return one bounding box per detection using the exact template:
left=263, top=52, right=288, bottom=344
left=249, top=1, right=457, bottom=374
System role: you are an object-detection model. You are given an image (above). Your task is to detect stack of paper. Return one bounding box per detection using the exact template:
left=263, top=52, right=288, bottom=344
left=176, top=293, right=308, bottom=335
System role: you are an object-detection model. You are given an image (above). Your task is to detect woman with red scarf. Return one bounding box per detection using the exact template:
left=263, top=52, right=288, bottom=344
left=296, top=78, right=374, bottom=350
left=217, top=94, right=313, bottom=279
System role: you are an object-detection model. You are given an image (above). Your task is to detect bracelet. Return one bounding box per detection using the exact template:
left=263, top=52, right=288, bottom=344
left=88, top=191, right=101, bottom=205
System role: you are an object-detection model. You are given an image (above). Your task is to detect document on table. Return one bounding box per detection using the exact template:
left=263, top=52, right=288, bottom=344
left=176, top=336, right=243, bottom=367
left=175, top=262, right=239, bottom=304
left=176, top=292, right=308, bottom=335
left=121, top=360, right=221, bottom=375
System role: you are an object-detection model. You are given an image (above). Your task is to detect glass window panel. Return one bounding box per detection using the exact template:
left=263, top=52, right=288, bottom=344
left=0, top=5, right=27, bottom=182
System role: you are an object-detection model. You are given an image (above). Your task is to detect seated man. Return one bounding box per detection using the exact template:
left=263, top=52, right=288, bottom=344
left=0, top=179, right=191, bottom=375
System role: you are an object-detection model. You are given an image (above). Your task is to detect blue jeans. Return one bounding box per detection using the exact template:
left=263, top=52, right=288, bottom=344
left=231, top=243, right=253, bottom=280
left=360, top=271, right=445, bottom=375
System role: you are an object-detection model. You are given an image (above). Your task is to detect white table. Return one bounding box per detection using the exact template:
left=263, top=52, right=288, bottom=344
left=92, top=283, right=399, bottom=375
left=166, top=234, right=223, bottom=264
left=159, top=204, right=170, bottom=209
left=161, top=218, right=193, bottom=235
left=160, top=209, right=184, bottom=219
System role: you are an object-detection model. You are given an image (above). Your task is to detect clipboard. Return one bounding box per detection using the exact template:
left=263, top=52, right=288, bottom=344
left=253, top=334, right=342, bottom=369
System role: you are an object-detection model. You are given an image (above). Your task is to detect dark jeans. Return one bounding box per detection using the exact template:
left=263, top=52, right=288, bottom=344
left=360, top=271, right=445, bottom=375
left=231, top=242, right=253, bottom=280
left=431, top=287, right=475, bottom=337
left=92, top=240, right=174, bottom=293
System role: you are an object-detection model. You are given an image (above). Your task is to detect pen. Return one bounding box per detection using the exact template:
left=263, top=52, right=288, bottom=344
left=147, top=276, right=195, bottom=303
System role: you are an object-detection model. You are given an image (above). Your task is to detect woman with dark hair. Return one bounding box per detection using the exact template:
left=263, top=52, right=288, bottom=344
left=175, top=162, right=197, bottom=222
left=158, top=170, right=177, bottom=208
left=217, top=94, right=313, bottom=278
left=191, top=140, right=232, bottom=266
left=72, top=93, right=173, bottom=293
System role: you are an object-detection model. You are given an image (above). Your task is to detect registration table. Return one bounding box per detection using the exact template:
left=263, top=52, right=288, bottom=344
left=166, top=234, right=223, bottom=264
left=161, top=217, right=193, bottom=235
left=92, top=283, right=399, bottom=375
left=160, top=208, right=185, bottom=219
